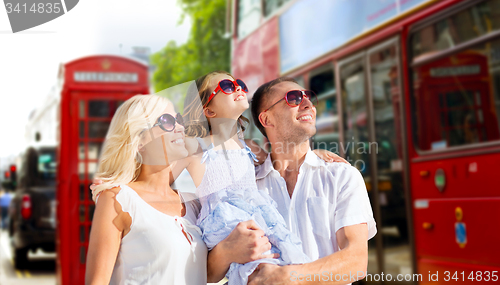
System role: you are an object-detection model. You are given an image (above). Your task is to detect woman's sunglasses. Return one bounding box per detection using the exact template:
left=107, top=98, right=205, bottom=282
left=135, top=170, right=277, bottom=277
left=203, top=79, right=249, bottom=107
left=262, top=90, right=317, bottom=113
left=152, top=113, right=184, bottom=132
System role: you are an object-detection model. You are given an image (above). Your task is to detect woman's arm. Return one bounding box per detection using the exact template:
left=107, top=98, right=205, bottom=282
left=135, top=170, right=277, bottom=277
left=85, top=188, right=130, bottom=285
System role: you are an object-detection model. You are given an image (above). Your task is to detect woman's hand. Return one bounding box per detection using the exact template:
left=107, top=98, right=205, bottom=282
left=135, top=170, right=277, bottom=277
left=313, top=149, right=350, bottom=164
left=206, top=220, right=279, bottom=283
left=221, top=220, right=278, bottom=263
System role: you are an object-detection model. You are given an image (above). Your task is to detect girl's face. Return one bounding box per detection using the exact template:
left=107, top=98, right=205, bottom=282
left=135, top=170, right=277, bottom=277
left=139, top=104, right=187, bottom=166
left=205, top=73, right=249, bottom=120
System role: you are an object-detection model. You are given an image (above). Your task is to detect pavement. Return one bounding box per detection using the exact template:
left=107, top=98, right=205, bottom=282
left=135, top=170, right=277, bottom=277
left=0, top=229, right=56, bottom=285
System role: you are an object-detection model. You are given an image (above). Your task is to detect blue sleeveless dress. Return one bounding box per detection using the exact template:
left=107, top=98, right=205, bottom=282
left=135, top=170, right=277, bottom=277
left=195, top=138, right=310, bottom=285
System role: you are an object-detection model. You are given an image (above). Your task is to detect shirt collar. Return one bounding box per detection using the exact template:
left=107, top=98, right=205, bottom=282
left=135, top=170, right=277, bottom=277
left=255, top=152, right=274, bottom=180
left=255, top=147, right=323, bottom=180
left=303, top=147, right=324, bottom=167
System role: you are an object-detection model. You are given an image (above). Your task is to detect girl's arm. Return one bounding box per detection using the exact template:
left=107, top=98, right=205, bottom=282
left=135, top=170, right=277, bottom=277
left=85, top=188, right=130, bottom=285
left=313, top=149, right=350, bottom=164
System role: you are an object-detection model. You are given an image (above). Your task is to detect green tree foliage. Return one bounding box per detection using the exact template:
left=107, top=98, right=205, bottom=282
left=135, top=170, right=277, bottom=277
left=151, top=0, right=230, bottom=92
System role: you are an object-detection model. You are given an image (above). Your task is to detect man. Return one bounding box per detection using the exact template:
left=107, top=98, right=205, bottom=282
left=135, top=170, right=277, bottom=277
left=250, top=77, right=376, bottom=284
left=208, top=77, right=376, bottom=284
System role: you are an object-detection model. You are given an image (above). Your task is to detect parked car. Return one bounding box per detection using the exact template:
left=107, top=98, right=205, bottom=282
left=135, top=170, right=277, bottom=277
left=8, top=146, right=56, bottom=268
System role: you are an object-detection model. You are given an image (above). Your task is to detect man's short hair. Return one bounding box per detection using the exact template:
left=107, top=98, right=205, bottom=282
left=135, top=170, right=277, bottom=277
left=250, top=77, right=298, bottom=138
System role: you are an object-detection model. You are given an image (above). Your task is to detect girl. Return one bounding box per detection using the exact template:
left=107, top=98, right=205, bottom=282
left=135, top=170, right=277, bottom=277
left=179, top=71, right=343, bottom=285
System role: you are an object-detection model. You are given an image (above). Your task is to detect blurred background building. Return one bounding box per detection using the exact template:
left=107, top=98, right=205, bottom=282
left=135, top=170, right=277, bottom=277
left=228, top=0, right=500, bottom=284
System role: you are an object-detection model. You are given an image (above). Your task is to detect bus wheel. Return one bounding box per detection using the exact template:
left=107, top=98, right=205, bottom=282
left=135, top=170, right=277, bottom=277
left=13, top=247, right=28, bottom=269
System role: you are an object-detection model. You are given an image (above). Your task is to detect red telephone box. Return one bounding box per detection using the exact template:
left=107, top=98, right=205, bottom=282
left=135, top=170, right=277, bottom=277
left=56, top=55, right=149, bottom=285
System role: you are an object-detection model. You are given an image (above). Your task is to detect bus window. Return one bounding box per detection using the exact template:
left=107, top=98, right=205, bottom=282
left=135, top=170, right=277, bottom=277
left=310, top=66, right=335, bottom=97
left=340, top=58, right=370, bottom=173
left=263, top=0, right=292, bottom=17
left=412, top=38, right=500, bottom=151
left=238, top=0, right=262, bottom=38
left=412, top=0, right=500, bottom=61
left=310, top=65, right=338, bottom=151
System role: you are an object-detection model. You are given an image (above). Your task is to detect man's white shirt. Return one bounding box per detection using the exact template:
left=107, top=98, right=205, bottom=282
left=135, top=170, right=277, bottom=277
left=255, top=149, right=377, bottom=261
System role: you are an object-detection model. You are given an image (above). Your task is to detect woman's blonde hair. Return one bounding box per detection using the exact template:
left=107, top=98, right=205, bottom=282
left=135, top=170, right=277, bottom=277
left=183, top=71, right=249, bottom=137
left=92, top=94, right=171, bottom=201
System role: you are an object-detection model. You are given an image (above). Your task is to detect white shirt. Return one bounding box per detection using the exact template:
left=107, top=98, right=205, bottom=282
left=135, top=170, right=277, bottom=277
left=109, top=185, right=207, bottom=285
left=255, top=149, right=377, bottom=260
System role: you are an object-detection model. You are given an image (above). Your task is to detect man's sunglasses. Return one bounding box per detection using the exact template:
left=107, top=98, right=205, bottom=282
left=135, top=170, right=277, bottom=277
left=151, top=113, right=184, bottom=132
left=262, top=90, right=317, bottom=113
left=203, top=79, right=249, bottom=107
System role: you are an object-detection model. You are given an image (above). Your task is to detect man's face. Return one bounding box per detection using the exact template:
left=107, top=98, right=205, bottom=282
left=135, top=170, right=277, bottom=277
left=263, top=81, right=317, bottom=143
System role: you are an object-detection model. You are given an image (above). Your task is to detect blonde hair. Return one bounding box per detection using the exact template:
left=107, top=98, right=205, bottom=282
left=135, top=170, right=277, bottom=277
left=183, top=71, right=249, bottom=137
left=92, top=94, right=172, bottom=201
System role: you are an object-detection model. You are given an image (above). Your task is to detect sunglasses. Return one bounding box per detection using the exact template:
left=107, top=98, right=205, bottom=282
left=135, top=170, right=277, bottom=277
left=151, top=113, right=184, bottom=132
left=262, top=90, right=317, bottom=113
left=203, top=79, right=249, bottom=107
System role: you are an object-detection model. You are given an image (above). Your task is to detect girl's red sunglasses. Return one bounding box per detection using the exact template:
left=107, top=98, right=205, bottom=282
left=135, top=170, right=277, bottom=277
left=203, top=79, right=248, bottom=107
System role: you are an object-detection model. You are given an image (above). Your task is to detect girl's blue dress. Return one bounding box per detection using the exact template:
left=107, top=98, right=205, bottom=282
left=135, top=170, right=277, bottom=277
left=195, top=138, right=310, bottom=285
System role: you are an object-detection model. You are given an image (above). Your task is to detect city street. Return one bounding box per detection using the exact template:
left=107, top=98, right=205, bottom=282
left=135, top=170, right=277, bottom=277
left=0, top=230, right=55, bottom=285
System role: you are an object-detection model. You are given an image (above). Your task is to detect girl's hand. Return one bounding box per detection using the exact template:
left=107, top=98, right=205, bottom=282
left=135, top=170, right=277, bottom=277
left=89, top=178, right=103, bottom=192
left=313, top=149, right=350, bottom=165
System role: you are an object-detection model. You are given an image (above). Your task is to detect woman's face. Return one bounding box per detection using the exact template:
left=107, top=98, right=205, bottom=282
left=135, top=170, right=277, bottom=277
left=205, top=73, right=249, bottom=119
left=139, top=103, right=188, bottom=166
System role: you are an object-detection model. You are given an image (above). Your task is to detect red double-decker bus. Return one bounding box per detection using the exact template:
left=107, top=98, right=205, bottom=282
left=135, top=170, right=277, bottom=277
left=55, top=55, right=149, bottom=284
left=230, top=0, right=500, bottom=283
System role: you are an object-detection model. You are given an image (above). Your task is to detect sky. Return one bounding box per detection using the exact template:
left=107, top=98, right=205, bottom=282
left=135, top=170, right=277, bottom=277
left=0, top=0, right=191, bottom=161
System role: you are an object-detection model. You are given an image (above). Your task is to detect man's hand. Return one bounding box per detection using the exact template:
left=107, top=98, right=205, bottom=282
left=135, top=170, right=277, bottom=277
left=248, top=264, right=291, bottom=285
left=220, top=220, right=278, bottom=264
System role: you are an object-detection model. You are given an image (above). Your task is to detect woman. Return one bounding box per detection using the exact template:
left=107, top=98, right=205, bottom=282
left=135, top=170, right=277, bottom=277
left=85, top=94, right=207, bottom=284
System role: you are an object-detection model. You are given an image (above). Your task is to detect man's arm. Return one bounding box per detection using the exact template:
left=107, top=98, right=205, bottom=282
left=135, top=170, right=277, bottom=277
left=248, top=223, right=368, bottom=285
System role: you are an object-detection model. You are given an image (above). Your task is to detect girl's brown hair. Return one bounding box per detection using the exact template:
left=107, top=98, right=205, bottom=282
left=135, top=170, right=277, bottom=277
left=183, top=70, right=249, bottom=137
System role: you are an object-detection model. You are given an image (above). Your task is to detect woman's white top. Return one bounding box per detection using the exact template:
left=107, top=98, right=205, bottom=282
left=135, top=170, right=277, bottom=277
left=109, top=185, right=207, bottom=285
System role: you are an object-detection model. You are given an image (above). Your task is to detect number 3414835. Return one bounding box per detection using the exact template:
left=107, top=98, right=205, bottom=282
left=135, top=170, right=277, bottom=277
left=444, top=271, right=498, bottom=282
left=5, top=3, right=62, bottom=14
